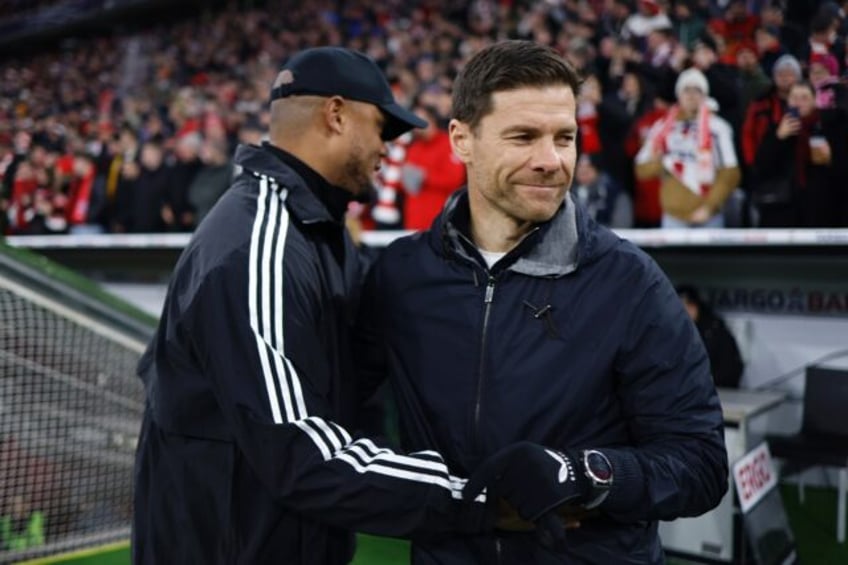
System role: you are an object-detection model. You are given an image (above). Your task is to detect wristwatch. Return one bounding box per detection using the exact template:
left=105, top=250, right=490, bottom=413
left=582, top=449, right=613, bottom=509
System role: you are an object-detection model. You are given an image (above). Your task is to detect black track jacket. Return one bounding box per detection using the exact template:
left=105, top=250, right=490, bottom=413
left=131, top=144, right=487, bottom=565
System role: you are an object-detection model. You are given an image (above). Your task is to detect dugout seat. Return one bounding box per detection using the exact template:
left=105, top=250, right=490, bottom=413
left=766, top=366, right=848, bottom=544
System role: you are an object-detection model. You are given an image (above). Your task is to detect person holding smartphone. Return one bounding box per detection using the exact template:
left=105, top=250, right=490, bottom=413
left=754, top=81, right=848, bottom=227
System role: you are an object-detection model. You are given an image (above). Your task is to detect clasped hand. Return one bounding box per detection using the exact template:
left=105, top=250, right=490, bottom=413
left=463, top=442, right=592, bottom=549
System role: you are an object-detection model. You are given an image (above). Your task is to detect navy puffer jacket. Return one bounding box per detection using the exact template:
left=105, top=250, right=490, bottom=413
left=358, top=190, right=728, bottom=564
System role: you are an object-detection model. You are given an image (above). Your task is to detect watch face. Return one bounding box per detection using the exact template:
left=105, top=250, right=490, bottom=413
left=586, top=450, right=613, bottom=483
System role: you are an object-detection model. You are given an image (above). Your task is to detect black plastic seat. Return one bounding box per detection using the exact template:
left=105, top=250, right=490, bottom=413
left=766, top=366, right=848, bottom=544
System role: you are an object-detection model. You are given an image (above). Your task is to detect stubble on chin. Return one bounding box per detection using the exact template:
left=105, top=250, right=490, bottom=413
left=340, top=151, right=372, bottom=199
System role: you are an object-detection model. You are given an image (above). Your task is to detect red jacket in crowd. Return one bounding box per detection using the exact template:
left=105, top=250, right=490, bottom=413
left=402, top=130, right=465, bottom=231
left=741, top=88, right=785, bottom=167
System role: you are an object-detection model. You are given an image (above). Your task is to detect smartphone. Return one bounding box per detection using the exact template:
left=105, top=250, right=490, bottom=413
left=787, top=107, right=800, bottom=119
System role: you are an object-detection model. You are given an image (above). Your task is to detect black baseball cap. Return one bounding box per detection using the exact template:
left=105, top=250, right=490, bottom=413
left=270, top=47, right=426, bottom=140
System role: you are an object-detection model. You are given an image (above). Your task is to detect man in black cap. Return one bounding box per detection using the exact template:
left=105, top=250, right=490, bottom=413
left=131, top=47, right=492, bottom=565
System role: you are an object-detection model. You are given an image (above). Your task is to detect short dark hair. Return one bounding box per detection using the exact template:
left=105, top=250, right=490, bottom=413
left=811, top=11, right=836, bottom=34
left=451, top=40, right=582, bottom=131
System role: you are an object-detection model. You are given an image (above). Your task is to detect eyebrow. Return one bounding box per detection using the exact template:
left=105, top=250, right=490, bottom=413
left=501, top=124, right=577, bottom=136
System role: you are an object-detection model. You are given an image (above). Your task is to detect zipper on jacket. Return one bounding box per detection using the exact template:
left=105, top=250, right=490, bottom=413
left=473, top=275, right=496, bottom=452
left=495, top=537, right=502, bottom=564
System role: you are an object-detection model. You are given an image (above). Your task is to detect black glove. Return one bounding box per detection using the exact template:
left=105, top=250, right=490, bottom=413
left=463, top=442, right=592, bottom=549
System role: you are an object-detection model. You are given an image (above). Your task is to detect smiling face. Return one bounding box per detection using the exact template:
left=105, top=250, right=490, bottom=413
left=450, top=85, right=578, bottom=232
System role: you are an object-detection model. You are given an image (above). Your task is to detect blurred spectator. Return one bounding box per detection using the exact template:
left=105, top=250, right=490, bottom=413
left=599, top=69, right=654, bottom=197
left=596, top=36, right=633, bottom=93
left=753, top=81, right=848, bottom=226
left=832, top=0, right=848, bottom=36
left=186, top=139, right=233, bottom=226
left=84, top=129, right=120, bottom=231
left=623, top=0, right=673, bottom=46
left=163, top=132, right=202, bottom=231
left=742, top=54, right=802, bottom=222
left=1, top=0, right=846, bottom=232
left=829, top=0, right=848, bottom=36
left=801, top=7, right=846, bottom=75
left=0, top=0, right=60, bottom=20
left=415, top=84, right=453, bottom=128
left=644, top=25, right=678, bottom=68
left=94, top=125, right=140, bottom=230
left=0, top=144, right=10, bottom=233
left=690, top=32, right=743, bottom=128
left=401, top=103, right=465, bottom=231
left=598, top=0, right=633, bottom=39
left=6, top=139, right=69, bottom=235
left=809, top=52, right=848, bottom=110
left=784, top=0, right=823, bottom=36
left=676, top=284, right=744, bottom=389
left=673, top=0, right=708, bottom=50
left=759, top=2, right=805, bottom=64
left=113, top=140, right=169, bottom=233
left=709, top=0, right=760, bottom=60
left=754, top=22, right=788, bottom=75
left=577, top=73, right=603, bottom=156
left=635, top=68, right=741, bottom=228
left=572, top=153, right=633, bottom=228
left=742, top=54, right=802, bottom=168
left=65, top=152, right=97, bottom=232
left=625, top=94, right=672, bottom=227
left=735, top=41, right=772, bottom=118
left=0, top=131, right=31, bottom=233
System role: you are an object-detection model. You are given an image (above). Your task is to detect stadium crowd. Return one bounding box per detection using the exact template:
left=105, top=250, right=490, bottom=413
left=1, top=0, right=848, bottom=235
left=0, top=0, right=61, bottom=20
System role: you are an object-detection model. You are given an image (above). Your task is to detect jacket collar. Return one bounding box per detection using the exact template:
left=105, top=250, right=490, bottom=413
left=436, top=189, right=583, bottom=277
left=510, top=196, right=579, bottom=277
left=233, top=143, right=349, bottom=225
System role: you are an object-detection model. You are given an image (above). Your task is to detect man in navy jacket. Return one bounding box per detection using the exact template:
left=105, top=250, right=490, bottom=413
left=357, top=41, right=728, bottom=563
left=131, top=47, right=492, bottom=565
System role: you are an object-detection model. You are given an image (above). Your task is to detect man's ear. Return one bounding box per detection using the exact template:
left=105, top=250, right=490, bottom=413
left=323, top=96, right=346, bottom=136
left=449, top=119, right=472, bottom=164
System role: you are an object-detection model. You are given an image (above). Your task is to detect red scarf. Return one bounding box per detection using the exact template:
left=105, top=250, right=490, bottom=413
left=652, top=103, right=713, bottom=194
left=68, top=167, right=96, bottom=225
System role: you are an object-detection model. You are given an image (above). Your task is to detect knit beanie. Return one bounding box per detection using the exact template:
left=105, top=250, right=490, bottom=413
left=675, top=68, right=710, bottom=99
left=772, top=54, right=802, bottom=80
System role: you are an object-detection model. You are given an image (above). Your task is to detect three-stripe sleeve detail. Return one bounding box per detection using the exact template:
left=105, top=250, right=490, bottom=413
left=247, top=173, right=475, bottom=501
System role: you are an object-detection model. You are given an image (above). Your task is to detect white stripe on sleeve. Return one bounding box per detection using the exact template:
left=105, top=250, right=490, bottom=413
left=248, top=174, right=480, bottom=499
left=249, top=175, right=284, bottom=424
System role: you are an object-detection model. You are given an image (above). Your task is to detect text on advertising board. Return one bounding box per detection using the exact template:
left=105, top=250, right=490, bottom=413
left=732, top=442, right=778, bottom=514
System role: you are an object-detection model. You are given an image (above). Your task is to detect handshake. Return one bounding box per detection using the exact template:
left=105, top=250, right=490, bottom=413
left=462, top=442, right=613, bottom=549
